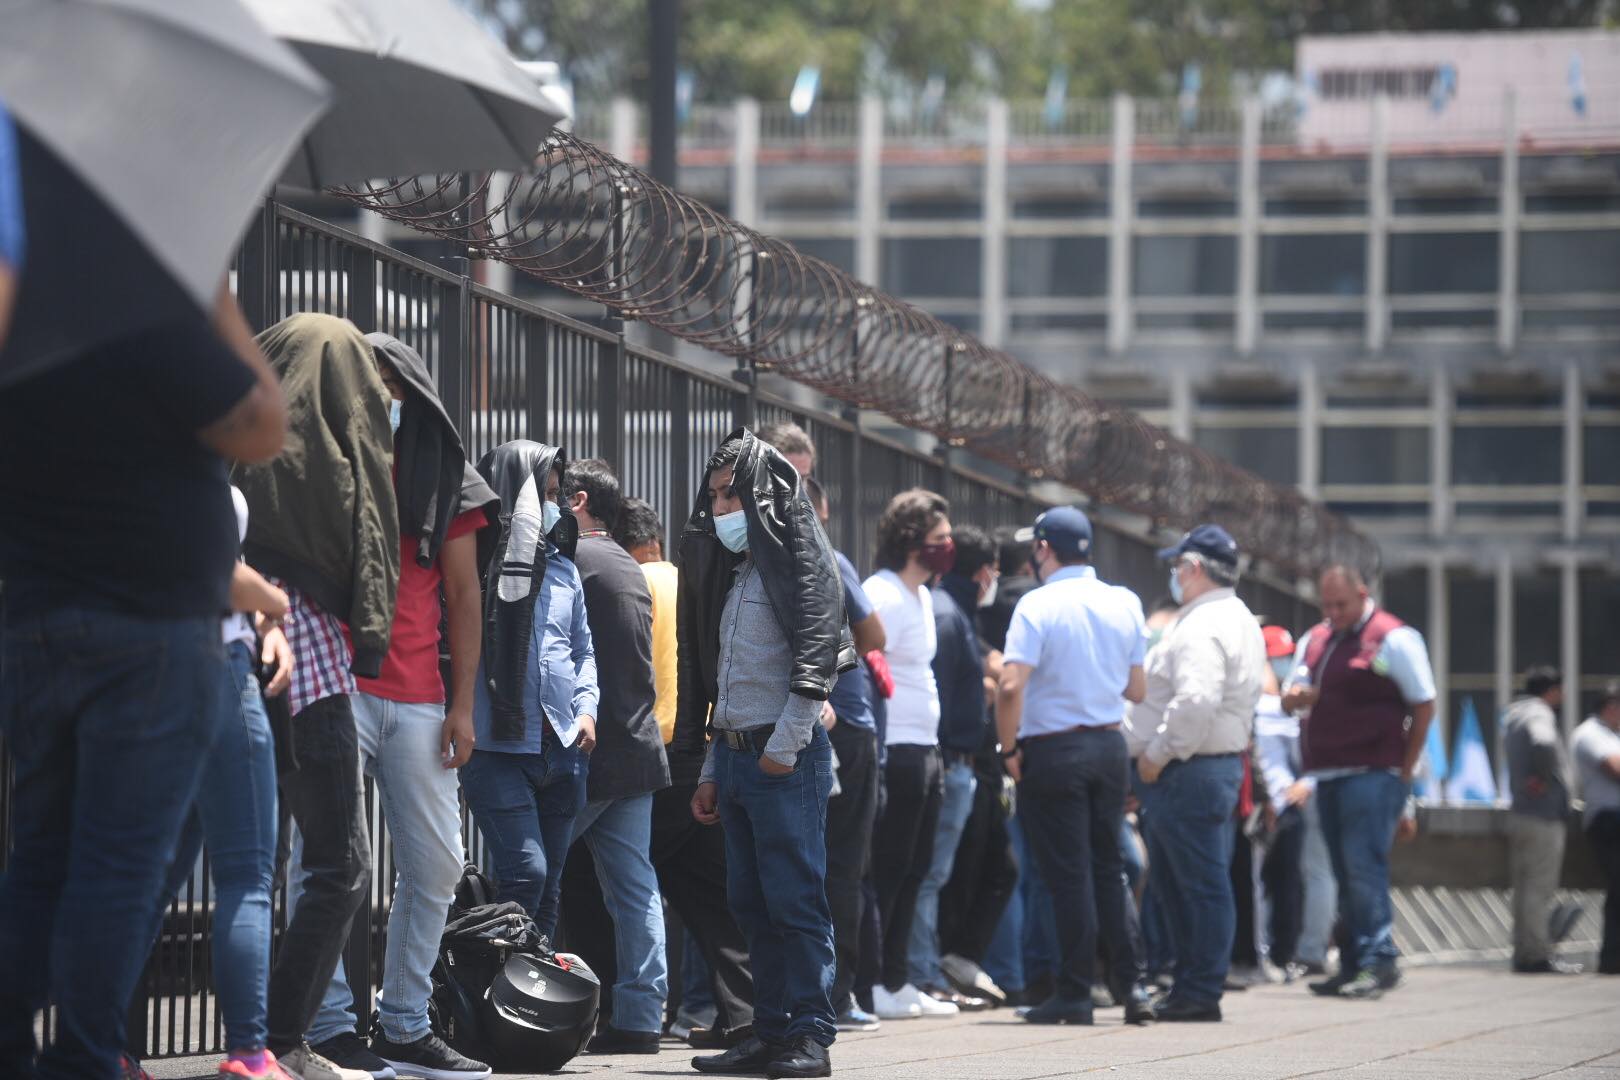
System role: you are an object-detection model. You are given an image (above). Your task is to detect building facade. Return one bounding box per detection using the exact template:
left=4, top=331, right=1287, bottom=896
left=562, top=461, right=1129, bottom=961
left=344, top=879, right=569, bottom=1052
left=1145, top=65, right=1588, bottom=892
left=558, top=39, right=1620, bottom=749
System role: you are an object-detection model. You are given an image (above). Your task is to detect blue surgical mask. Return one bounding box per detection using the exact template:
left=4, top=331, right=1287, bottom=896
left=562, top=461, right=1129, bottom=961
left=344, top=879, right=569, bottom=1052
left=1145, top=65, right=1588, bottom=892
left=1169, top=567, right=1185, bottom=606
left=714, top=509, right=749, bottom=553
left=388, top=398, right=403, bottom=434
left=542, top=501, right=562, bottom=535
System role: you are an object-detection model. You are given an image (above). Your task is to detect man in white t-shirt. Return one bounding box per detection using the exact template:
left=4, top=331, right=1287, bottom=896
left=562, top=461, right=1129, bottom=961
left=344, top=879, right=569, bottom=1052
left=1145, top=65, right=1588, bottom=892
left=1572, top=680, right=1620, bottom=975
left=863, top=489, right=960, bottom=1021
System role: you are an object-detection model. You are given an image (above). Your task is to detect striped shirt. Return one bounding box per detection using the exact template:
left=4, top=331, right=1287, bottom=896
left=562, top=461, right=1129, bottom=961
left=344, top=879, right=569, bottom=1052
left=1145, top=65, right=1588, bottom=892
left=269, top=576, right=355, bottom=716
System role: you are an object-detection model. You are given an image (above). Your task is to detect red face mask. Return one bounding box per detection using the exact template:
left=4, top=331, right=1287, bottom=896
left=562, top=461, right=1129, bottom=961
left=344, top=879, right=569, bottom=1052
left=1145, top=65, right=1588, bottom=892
left=920, top=537, right=957, bottom=576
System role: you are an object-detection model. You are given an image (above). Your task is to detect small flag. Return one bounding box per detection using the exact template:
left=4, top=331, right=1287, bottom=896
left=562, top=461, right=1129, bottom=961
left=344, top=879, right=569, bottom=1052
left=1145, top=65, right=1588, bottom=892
left=1570, top=53, right=1588, bottom=118
left=1044, top=66, right=1069, bottom=130
left=1430, top=64, right=1457, bottom=114
left=1179, top=63, right=1202, bottom=130
left=920, top=71, right=947, bottom=120
left=675, top=69, right=695, bottom=125
left=1412, top=713, right=1450, bottom=801
left=790, top=66, right=820, bottom=117
left=1444, top=697, right=1499, bottom=806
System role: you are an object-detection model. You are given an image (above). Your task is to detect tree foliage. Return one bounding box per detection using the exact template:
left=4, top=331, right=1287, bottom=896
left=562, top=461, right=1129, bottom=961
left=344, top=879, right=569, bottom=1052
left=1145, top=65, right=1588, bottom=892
left=466, top=0, right=1618, bottom=105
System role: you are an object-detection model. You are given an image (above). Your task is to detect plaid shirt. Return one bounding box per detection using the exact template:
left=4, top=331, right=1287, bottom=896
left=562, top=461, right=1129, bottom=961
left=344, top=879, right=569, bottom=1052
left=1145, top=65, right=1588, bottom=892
left=269, top=577, right=355, bottom=716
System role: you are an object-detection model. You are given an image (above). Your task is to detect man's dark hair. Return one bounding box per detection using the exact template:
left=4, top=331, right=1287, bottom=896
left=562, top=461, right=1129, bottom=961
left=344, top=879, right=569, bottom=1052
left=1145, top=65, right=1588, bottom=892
left=706, top=437, right=744, bottom=480
left=1523, top=666, right=1562, bottom=699
left=996, top=526, right=1032, bottom=578
left=756, top=421, right=815, bottom=465
left=562, top=458, right=623, bottom=532
left=614, top=497, right=665, bottom=553
left=875, top=489, right=950, bottom=572
left=952, top=524, right=996, bottom=579
left=802, top=475, right=828, bottom=515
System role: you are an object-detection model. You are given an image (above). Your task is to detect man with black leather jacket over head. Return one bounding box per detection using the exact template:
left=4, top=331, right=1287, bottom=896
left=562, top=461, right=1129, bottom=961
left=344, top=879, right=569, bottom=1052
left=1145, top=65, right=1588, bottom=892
left=679, top=431, right=855, bottom=1080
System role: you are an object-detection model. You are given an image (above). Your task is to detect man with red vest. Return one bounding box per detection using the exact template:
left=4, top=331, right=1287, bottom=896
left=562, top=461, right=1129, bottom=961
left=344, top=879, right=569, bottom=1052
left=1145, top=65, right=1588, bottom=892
left=1281, top=565, right=1436, bottom=1002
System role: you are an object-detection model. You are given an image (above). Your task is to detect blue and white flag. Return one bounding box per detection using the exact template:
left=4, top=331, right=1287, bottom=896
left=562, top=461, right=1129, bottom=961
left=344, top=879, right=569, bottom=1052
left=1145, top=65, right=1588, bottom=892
left=1412, top=711, right=1450, bottom=801
left=675, top=69, right=695, bottom=125
left=1179, top=63, right=1202, bottom=130
left=1570, top=53, right=1588, bottom=118
left=1445, top=697, right=1498, bottom=805
left=1430, top=64, right=1457, bottom=114
left=790, top=66, right=820, bottom=117
left=1044, top=66, right=1068, bottom=130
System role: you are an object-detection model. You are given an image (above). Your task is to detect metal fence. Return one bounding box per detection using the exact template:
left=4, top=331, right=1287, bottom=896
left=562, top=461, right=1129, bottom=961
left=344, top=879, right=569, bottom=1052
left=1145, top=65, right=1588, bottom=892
left=5, top=202, right=1312, bottom=1060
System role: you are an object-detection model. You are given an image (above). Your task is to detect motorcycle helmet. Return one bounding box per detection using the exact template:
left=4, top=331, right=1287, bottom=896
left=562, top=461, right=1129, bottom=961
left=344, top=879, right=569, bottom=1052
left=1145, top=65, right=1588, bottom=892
left=479, top=949, right=600, bottom=1072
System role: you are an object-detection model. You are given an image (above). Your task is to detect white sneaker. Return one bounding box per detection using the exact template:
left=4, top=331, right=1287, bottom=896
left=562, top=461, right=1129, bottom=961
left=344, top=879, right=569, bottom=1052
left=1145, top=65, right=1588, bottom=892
left=872, top=984, right=922, bottom=1020
left=911, top=985, right=960, bottom=1017
left=279, top=1044, right=375, bottom=1080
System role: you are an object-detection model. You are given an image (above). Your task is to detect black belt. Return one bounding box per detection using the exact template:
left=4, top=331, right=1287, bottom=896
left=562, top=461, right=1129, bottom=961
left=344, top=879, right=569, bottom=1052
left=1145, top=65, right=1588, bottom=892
left=944, top=749, right=976, bottom=768
left=716, top=726, right=775, bottom=754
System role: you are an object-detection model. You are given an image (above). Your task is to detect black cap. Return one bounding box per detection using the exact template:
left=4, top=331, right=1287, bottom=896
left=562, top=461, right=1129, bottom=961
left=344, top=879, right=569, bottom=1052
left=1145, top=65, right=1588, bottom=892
left=1014, top=506, right=1092, bottom=560
left=1158, top=523, right=1240, bottom=567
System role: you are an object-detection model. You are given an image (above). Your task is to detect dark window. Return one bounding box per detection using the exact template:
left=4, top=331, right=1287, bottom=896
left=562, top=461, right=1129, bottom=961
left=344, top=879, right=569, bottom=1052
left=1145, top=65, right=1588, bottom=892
left=1388, top=232, right=1498, bottom=294
left=1012, top=197, right=1110, bottom=219
left=1133, top=235, right=1237, bottom=296
left=1585, top=425, right=1620, bottom=485
left=1452, top=426, right=1562, bottom=485
left=1261, top=234, right=1366, bottom=295
left=880, top=238, right=982, bottom=298
left=1192, top=426, right=1298, bottom=486
left=1008, top=237, right=1108, bottom=297
left=1525, top=193, right=1620, bottom=213
left=1321, top=426, right=1430, bottom=485
left=889, top=198, right=981, bottom=221
left=779, top=236, right=855, bottom=274
left=1264, top=198, right=1367, bottom=217
left=1383, top=566, right=1429, bottom=641
left=1449, top=569, right=1496, bottom=675
left=1520, top=231, right=1620, bottom=295
left=1514, top=572, right=1561, bottom=673
left=1580, top=570, right=1620, bottom=681
left=1138, top=199, right=1237, bottom=218
left=1392, top=196, right=1498, bottom=215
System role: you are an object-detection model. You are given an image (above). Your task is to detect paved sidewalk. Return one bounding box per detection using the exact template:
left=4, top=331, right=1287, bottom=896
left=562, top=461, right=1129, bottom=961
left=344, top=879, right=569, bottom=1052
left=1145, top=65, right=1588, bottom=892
left=143, top=966, right=1620, bottom=1080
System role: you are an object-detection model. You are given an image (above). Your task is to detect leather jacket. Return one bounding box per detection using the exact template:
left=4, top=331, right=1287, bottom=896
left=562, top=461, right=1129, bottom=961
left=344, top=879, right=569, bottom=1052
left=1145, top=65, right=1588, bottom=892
left=475, top=440, right=579, bottom=742
left=673, top=428, right=857, bottom=763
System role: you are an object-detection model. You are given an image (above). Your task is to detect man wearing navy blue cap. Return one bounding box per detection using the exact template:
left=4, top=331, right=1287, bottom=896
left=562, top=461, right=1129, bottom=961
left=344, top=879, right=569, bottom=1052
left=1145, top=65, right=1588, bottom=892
left=1126, top=524, right=1265, bottom=1023
left=996, top=507, right=1155, bottom=1026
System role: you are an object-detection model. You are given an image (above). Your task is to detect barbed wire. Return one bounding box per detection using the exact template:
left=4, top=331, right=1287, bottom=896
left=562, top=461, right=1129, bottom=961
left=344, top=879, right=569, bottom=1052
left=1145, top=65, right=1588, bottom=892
left=337, top=130, right=1375, bottom=578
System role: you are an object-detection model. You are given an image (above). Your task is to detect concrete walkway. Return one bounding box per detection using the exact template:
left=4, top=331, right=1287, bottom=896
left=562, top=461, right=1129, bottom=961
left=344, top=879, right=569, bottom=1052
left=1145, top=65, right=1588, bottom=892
left=143, top=966, right=1620, bottom=1080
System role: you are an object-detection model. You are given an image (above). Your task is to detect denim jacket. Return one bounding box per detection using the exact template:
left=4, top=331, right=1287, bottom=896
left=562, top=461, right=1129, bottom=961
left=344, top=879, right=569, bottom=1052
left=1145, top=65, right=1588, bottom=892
left=473, top=548, right=599, bottom=753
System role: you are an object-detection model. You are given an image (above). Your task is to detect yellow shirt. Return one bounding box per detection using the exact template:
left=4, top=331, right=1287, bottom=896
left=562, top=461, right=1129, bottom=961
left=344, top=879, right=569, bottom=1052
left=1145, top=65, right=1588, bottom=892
left=642, top=560, right=680, bottom=744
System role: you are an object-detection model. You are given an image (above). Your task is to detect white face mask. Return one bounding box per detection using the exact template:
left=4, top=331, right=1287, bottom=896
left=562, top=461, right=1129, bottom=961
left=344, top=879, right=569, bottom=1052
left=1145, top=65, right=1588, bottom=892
left=714, top=509, right=749, bottom=553
left=388, top=398, right=403, bottom=434
left=541, top=501, right=562, bottom=535
left=977, top=574, right=998, bottom=609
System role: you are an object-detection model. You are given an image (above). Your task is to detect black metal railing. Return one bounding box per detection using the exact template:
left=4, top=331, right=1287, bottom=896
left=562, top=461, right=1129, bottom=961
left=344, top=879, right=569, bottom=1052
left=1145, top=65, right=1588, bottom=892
left=4, top=203, right=1311, bottom=1059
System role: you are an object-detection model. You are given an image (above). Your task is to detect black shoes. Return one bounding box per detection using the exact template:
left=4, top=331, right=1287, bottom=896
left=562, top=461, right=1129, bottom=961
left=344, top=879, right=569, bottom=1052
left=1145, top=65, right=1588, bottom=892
left=1513, top=958, right=1584, bottom=975
left=1308, top=971, right=1352, bottom=997
left=370, top=1031, right=491, bottom=1080
left=587, top=1025, right=662, bottom=1054
left=765, top=1036, right=832, bottom=1079
left=1019, top=996, right=1095, bottom=1025
left=310, top=1031, right=396, bottom=1079
left=693, top=1035, right=783, bottom=1075
left=690, top=1023, right=756, bottom=1049
left=1152, top=997, right=1222, bottom=1023
left=1119, top=983, right=1157, bottom=1026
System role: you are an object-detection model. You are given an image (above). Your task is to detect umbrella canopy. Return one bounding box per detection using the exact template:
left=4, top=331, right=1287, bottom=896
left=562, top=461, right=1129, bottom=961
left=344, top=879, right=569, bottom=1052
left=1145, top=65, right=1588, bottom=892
left=0, top=0, right=331, bottom=386
left=242, top=0, right=566, bottom=189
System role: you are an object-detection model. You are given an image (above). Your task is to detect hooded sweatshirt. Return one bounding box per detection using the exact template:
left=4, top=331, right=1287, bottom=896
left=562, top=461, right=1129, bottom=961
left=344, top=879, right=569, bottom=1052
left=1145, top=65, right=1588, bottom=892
left=476, top=440, right=579, bottom=741
left=234, top=313, right=399, bottom=677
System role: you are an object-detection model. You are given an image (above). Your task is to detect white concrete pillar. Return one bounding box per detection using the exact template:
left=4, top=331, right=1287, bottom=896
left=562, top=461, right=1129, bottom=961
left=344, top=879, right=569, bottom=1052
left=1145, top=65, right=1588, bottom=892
left=1299, top=361, right=1321, bottom=499
left=1237, top=97, right=1262, bottom=355
left=731, top=98, right=760, bottom=227
left=1495, top=553, right=1515, bottom=717
left=856, top=96, right=884, bottom=286
left=1431, top=366, right=1453, bottom=538
left=1107, top=94, right=1135, bottom=355
left=1498, top=87, right=1521, bottom=354
left=982, top=99, right=1010, bottom=348
left=609, top=96, right=638, bottom=163
left=1565, top=360, right=1584, bottom=543
left=1561, top=555, right=1580, bottom=737
left=1366, top=95, right=1390, bottom=352
left=1169, top=366, right=1194, bottom=442
left=1428, top=555, right=1451, bottom=745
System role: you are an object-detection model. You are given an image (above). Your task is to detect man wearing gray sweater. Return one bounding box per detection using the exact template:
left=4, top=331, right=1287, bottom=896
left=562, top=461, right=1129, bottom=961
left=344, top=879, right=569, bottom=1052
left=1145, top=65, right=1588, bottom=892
left=1502, top=666, right=1580, bottom=975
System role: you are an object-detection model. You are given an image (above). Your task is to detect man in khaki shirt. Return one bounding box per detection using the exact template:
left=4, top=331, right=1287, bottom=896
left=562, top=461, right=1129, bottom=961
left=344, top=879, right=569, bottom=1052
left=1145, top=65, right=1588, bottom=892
left=1126, top=525, right=1264, bottom=1023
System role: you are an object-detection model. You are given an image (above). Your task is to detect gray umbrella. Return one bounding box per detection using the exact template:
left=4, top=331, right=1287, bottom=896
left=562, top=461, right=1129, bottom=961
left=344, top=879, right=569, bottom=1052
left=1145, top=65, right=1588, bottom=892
left=0, top=0, right=331, bottom=385
left=242, top=0, right=566, bottom=189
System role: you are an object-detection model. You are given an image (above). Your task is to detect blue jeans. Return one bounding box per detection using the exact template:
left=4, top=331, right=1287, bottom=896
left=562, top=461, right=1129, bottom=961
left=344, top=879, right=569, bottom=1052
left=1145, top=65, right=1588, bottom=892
left=293, top=694, right=467, bottom=1046
left=981, top=814, right=1058, bottom=993
left=715, top=726, right=837, bottom=1048
left=0, top=609, right=229, bottom=1079
left=460, top=731, right=588, bottom=938
left=681, top=930, right=716, bottom=1019
left=571, top=794, right=668, bottom=1035
left=159, top=642, right=278, bottom=1052
left=907, top=760, right=977, bottom=987
left=1316, top=771, right=1407, bottom=976
left=1136, top=754, right=1243, bottom=1007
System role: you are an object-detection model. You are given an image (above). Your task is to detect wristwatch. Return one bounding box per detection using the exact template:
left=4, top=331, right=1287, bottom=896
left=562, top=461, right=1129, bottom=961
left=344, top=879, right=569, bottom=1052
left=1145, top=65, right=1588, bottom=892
left=1000, top=745, right=1020, bottom=760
